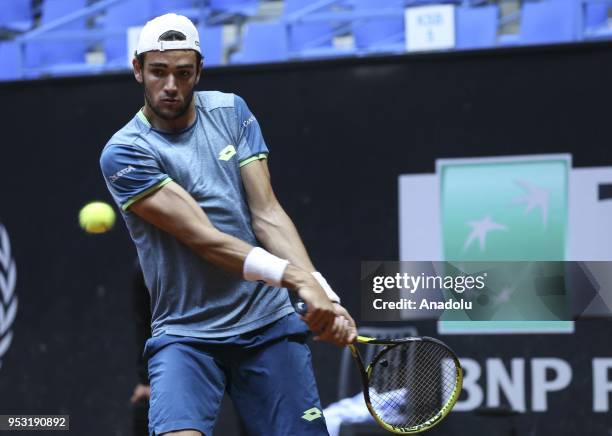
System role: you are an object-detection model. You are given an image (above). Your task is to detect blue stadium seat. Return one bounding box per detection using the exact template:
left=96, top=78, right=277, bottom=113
left=456, top=5, right=498, bottom=50
left=104, top=0, right=152, bottom=66
left=583, top=3, right=610, bottom=38
left=209, top=0, right=259, bottom=16
left=405, top=0, right=461, bottom=5
left=520, top=0, right=577, bottom=45
left=285, top=0, right=335, bottom=54
left=349, top=0, right=405, bottom=53
left=151, top=0, right=205, bottom=18
left=232, top=22, right=288, bottom=64
left=152, top=0, right=194, bottom=13
left=0, top=42, right=21, bottom=81
left=25, top=0, right=89, bottom=69
left=585, top=4, right=608, bottom=28
left=0, top=0, right=34, bottom=32
left=199, top=25, right=224, bottom=66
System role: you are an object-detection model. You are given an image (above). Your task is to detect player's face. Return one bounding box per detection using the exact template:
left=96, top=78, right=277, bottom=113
left=137, top=50, right=201, bottom=121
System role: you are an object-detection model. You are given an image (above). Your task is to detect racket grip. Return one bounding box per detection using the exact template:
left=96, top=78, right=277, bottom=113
left=295, top=301, right=307, bottom=315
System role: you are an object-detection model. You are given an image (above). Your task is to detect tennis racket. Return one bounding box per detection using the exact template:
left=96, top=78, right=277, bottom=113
left=296, top=302, right=463, bottom=434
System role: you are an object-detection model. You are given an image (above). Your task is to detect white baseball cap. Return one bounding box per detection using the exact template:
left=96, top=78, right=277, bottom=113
left=136, top=13, right=201, bottom=55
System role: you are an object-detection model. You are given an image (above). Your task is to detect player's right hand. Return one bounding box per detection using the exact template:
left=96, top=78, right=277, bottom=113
left=297, top=282, right=353, bottom=347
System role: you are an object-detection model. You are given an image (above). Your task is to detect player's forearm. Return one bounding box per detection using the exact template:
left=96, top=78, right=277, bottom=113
left=195, top=228, right=316, bottom=292
left=152, top=207, right=308, bottom=289
left=130, top=181, right=315, bottom=290
left=252, top=204, right=342, bottom=303
left=251, top=203, right=315, bottom=272
left=250, top=205, right=345, bottom=299
left=194, top=209, right=332, bottom=299
left=129, top=182, right=253, bottom=276
left=184, top=227, right=255, bottom=276
left=161, top=222, right=313, bottom=291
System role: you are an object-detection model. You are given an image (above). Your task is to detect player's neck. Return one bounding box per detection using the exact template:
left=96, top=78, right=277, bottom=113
left=142, top=103, right=196, bottom=133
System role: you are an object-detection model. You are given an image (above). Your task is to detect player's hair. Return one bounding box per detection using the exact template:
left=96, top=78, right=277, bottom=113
left=136, top=30, right=202, bottom=68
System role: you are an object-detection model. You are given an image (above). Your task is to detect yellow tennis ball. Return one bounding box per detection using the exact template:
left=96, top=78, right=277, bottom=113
left=79, top=201, right=116, bottom=234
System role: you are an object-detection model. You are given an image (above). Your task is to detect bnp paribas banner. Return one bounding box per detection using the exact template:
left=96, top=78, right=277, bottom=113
left=437, top=155, right=572, bottom=333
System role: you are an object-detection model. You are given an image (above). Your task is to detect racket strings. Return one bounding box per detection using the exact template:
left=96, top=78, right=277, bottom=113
left=367, top=341, right=459, bottom=430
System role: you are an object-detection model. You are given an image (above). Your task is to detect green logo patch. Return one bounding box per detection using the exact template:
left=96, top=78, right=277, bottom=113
left=301, top=407, right=322, bottom=422
left=218, top=145, right=236, bottom=161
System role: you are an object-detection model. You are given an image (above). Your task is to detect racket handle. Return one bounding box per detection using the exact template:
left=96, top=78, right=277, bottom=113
left=295, top=301, right=307, bottom=315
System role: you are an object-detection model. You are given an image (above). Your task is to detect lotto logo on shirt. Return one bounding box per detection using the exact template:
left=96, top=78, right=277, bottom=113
left=109, top=165, right=136, bottom=182
left=218, top=145, right=237, bottom=161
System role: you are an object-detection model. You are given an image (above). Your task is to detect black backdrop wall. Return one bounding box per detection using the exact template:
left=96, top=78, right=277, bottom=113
left=1, top=41, right=611, bottom=435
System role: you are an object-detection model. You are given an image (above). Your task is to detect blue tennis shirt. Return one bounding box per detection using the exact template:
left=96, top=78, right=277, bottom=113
left=100, top=91, right=293, bottom=338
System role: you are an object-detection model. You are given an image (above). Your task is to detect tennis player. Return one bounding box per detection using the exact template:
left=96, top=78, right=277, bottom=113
left=100, top=13, right=356, bottom=436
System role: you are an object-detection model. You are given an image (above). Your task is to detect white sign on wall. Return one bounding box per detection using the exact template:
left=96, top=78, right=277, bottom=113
left=405, top=5, right=456, bottom=52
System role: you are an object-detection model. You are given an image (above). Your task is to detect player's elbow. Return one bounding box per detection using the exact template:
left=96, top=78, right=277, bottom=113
left=251, top=217, right=269, bottom=239
left=251, top=208, right=284, bottom=241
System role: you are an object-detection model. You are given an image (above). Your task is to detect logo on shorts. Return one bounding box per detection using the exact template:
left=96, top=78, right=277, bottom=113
left=301, top=407, right=322, bottom=422
left=218, top=145, right=236, bottom=161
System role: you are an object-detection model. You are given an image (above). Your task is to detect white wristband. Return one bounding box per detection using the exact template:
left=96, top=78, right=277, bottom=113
left=243, top=247, right=289, bottom=287
left=312, top=271, right=341, bottom=303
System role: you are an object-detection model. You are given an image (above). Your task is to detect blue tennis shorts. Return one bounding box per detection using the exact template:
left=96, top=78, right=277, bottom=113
left=144, top=313, right=329, bottom=436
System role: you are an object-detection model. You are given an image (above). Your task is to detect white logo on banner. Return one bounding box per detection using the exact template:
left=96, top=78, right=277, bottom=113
left=463, top=215, right=508, bottom=252
left=0, top=223, right=17, bottom=370
left=512, top=180, right=551, bottom=228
